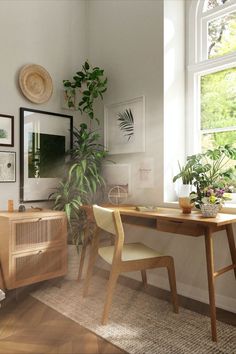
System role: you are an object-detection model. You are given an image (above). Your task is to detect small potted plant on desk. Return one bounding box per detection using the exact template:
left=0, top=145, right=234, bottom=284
left=173, top=145, right=236, bottom=215
left=189, top=187, right=231, bottom=217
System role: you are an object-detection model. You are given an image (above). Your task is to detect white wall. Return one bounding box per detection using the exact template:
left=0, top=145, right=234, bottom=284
left=87, top=0, right=236, bottom=312
left=0, top=0, right=235, bottom=312
left=87, top=0, right=164, bottom=205
left=0, top=0, right=87, bottom=210
left=164, top=0, right=185, bottom=202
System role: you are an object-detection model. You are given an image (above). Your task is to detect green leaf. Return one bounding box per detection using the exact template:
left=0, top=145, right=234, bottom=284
left=117, top=108, right=134, bottom=141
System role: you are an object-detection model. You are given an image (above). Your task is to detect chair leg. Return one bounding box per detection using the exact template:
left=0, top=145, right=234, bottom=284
left=102, top=269, right=119, bottom=325
left=83, top=229, right=99, bottom=297
left=167, top=257, right=179, bottom=314
left=141, top=270, right=148, bottom=289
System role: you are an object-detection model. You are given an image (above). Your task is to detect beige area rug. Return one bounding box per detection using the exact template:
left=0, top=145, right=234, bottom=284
left=31, top=276, right=236, bottom=354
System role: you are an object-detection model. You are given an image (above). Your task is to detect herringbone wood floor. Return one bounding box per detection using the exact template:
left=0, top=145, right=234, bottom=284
left=0, top=293, right=126, bottom=354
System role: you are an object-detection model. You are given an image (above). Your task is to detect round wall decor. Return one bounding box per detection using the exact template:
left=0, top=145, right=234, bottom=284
left=19, top=64, right=53, bottom=104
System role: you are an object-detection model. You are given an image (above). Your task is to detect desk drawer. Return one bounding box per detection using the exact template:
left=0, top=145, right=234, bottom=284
left=156, top=219, right=204, bottom=236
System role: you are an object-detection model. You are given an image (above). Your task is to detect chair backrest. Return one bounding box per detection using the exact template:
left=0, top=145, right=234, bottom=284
left=92, top=205, right=124, bottom=244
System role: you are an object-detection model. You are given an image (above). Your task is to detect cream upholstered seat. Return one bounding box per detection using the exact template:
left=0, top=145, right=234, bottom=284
left=83, top=205, right=179, bottom=324
left=99, top=243, right=162, bottom=263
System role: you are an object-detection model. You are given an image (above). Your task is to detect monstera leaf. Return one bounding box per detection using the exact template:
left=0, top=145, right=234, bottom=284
left=117, top=108, right=134, bottom=141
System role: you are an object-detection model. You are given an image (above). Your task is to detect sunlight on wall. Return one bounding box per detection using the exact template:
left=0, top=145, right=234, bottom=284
left=163, top=0, right=185, bottom=203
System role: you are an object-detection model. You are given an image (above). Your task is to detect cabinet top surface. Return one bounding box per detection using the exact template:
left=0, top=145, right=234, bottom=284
left=0, top=209, right=66, bottom=219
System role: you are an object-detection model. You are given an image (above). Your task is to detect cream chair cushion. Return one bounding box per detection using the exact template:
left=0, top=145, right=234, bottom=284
left=98, top=242, right=162, bottom=264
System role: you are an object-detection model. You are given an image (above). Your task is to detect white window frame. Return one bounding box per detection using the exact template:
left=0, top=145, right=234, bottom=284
left=186, top=0, right=236, bottom=156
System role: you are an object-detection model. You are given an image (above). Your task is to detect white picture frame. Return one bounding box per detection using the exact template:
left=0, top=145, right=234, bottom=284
left=104, top=96, right=145, bottom=154
left=0, top=151, right=16, bottom=182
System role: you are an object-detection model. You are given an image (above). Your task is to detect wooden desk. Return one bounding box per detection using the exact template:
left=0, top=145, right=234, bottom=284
left=113, top=206, right=236, bottom=342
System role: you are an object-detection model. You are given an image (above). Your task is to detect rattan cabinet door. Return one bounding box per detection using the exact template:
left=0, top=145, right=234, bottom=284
left=11, top=247, right=67, bottom=288
left=11, top=216, right=67, bottom=252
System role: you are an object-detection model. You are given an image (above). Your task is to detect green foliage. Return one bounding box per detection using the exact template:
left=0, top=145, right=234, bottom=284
left=50, top=123, right=107, bottom=246
left=201, top=68, right=236, bottom=131
left=63, top=61, right=108, bottom=124
left=117, top=108, right=134, bottom=141
left=208, top=11, right=236, bottom=58
left=202, top=3, right=236, bottom=151
left=174, top=145, right=236, bottom=208
left=173, top=145, right=236, bottom=190
left=173, top=160, right=195, bottom=185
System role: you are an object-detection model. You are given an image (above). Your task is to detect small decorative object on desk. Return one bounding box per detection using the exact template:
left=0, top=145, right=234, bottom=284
left=136, top=206, right=158, bottom=212
left=200, top=204, right=220, bottom=218
left=18, top=204, right=26, bottom=212
left=190, top=186, right=231, bottom=218
left=8, top=199, right=14, bottom=212
left=108, top=186, right=128, bottom=205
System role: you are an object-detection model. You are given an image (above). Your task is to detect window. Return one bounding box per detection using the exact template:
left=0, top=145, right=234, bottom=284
left=187, top=0, right=236, bottom=155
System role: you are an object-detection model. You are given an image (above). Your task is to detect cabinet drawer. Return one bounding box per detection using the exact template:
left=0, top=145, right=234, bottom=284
left=11, top=216, right=66, bottom=252
left=10, top=247, right=67, bottom=288
left=156, top=219, right=204, bottom=236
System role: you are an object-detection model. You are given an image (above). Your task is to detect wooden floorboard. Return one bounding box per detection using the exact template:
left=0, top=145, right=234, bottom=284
left=0, top=293, right=126, bottom=354
left=0, top=268, right=235, bottom=353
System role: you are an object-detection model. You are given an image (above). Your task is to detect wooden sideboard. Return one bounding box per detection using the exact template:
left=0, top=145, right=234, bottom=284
left=0, top=209, right=67, bottom=289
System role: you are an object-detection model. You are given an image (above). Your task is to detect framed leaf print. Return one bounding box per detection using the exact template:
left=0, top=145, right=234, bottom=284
left=104, top=96, right=145, bottom=154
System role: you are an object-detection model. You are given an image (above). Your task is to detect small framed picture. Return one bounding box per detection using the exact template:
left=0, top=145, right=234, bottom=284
left=0, top=151, right=16, bottom=182
left=0, top=114, right=14, bottom=147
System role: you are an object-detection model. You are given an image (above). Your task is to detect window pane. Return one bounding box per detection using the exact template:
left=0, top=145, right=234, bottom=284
left=208, top=11, right=236, bottom=59
left=204, top=0, right=231, bottom=12
left=202, top=130, right=236, bottom=151
left=201, top=67, right=236, bottom=129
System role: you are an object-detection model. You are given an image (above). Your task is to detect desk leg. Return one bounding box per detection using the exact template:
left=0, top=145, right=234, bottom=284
left=204, top=228, right=217, bottom=342
left=225, top=224, right=236, bottom=279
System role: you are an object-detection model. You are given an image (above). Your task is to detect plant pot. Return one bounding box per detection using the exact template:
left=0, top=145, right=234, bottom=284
left=65, top=244, right=80, bottom=280
left=200, top=204, right=220, bottom=218
left=179, top=197, right=194, bottom=214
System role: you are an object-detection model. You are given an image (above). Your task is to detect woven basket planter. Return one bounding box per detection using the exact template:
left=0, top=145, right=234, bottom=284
left=200, top=204, right=220, bottom=218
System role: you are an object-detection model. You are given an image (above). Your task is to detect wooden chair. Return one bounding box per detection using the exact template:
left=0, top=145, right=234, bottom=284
left=83, top=205, right=179, bottom=324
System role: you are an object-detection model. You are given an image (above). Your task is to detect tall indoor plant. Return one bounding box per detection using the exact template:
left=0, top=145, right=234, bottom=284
left=51, top=61, right=108, bottom=250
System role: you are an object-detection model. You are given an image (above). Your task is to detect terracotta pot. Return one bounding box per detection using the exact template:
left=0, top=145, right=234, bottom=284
left=179, top=197, right=193, bottom=214
left=178, top=184, right=193, bottom=214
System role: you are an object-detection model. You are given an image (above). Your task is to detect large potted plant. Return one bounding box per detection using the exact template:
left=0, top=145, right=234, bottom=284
left=50, top=61, right=108, bottom=278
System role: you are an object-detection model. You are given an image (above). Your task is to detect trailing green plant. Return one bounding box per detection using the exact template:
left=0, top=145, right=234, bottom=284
left=117, top=108, right=134, bottom=141
left=63, top=61, right=108, bottom=124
